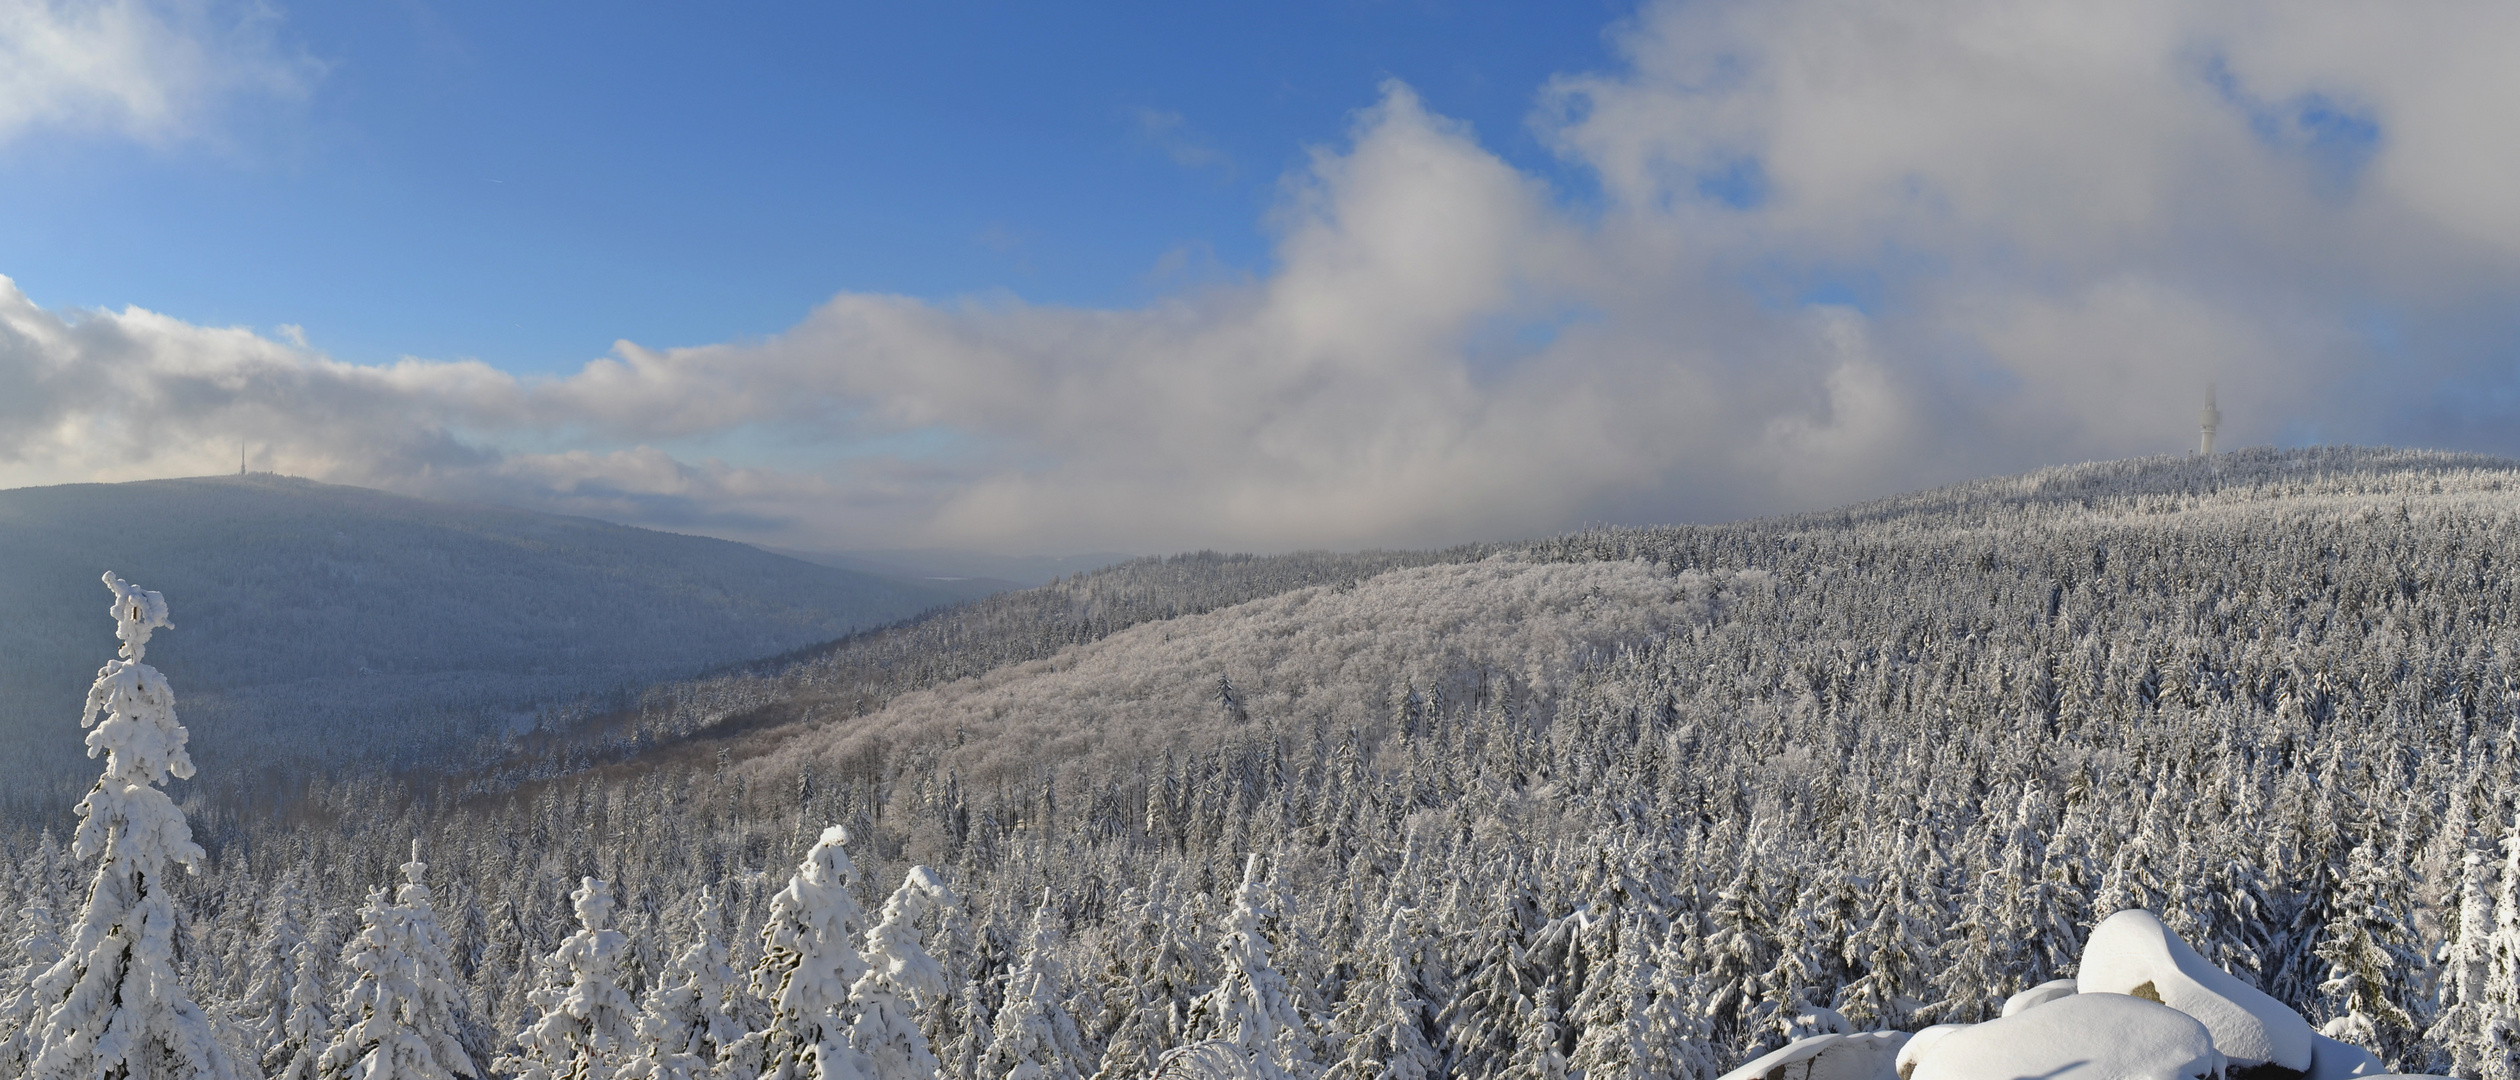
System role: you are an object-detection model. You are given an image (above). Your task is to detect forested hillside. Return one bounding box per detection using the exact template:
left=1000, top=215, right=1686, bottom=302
left=0, top=474, right=963, bottom=810
left=6, top=446, right=2517, bottom=1078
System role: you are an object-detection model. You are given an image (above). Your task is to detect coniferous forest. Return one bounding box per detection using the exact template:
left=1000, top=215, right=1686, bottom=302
left=9, top=446, right=2520, bottom=1078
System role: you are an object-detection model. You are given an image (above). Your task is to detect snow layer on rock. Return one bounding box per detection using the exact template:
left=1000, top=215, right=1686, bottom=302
left=2078, top=909, right=2314, bottom=1072
left=1907, top=993, right=2222, bottom=1080
left=1893, top=1027, right=1966, bottom=1079
left=2304, top=1034, right=2384, bottom=1080
left=1715, top=1031, right=1907, bottom=1080
left=1713, top=1027, right=1905, bottom=1077
left=2000, top=978, right=2078, bottom=1017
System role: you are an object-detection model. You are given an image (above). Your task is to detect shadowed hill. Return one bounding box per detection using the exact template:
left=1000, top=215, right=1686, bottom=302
left=0, top=473, right=962, bottom=806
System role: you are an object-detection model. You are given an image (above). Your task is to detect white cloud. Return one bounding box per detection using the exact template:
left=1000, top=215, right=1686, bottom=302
left=0, top=0, right=316, bottom=146
left=3, top=0, right=2518, bottom=553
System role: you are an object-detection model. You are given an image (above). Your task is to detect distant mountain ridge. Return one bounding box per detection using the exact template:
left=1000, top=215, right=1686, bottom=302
left=763, top=546, right=1138, bottom=590
left=0, top=473, right=966, bottom=805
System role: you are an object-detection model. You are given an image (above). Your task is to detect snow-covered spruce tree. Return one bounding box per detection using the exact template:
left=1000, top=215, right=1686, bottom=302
left=2484, top=819, right=2520, bottom=1080
left=2316, top=840, right=2426, bottom=1066
left=0, top=877, right=67, bottom=1076
left=395, top=842, right=488, bottom=1074
left=1086, top=887, right=1203, bottom=1080
left=620, top=887, right=742, bottom=1080
left=725, top=825, right=873, bottom=1080
left=1324, top=903, right=1439, bottom=1080
left=851, top=867, right=955, bottom=1080
left=25, top=574, right=237, bottom=1080
left=2429, top=847, right=2498, bottom=1075
left=1184, top=854, right=1316, bottom=1080
left=236, top=863, right=313, bottom=1061
left=497, top=877, right=637, bottom=1080
left=1564, top=912, right=1653, bottom=1080
left=316, top=844, right=480, bottom=1080
left=982, top=891, right=1087, bottom=1080
left=266, top=936, right=332, bottom=1080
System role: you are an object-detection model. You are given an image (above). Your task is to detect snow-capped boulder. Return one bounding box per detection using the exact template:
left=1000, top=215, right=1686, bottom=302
left=1717, top=1031, right=1909, bottom=1080
left=2000, top=978, right=2079, bottom=1017
left=1906, top=993, right=2223, bottom=1080
left=2078, top=909, right=2314, bottom=1074
left=1893, top=1027, right=1968, bottom=1080
left=2302, top=1035, right=2383, bottom=1080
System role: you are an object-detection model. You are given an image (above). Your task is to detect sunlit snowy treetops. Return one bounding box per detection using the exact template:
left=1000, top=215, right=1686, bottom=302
left=8, top=446, right=2520, bottom=1077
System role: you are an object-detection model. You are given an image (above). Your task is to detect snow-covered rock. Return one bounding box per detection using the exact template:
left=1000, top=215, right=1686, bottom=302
left=2078, top=909, right=2314, bottom=1074
left=1906, top=993, right=2223, bottom=1080
left=1715, top=1030, right=1908, bottom=1080
left=2303, top=1034, right=2384, bottom=1080
left=1892, top=1027, right=1966, bottom=1079
left=2000, top=978, right=2079, bottom=1017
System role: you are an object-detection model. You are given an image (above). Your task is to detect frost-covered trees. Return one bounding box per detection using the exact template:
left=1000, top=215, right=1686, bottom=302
left=236, top=865, right=313, bottom=1062
left=2317, top=841, right=2427, bottom=1065
left=852, top=867, right=956, bottom=1080
left=728, top=825, right=872, bottom=1080
left=0, top=877, right=65, bottom=1076
left=984, top=892, right=1087, bottom=1080
left=498, top=877, right=636, bottom=1080
left=1185, top=856, right=1315, bottom=1080
left=620, top=888, right=742, bottom=1080
left=22, top=574, right=236, bottom=1080
left=316, top=844, right=479, bottom=1080
left=266, top=935, right=333, bottom=1080
left=1324, top=904, right=1440, bottom=1080
left=23, top=450, right=2520, bottom=1079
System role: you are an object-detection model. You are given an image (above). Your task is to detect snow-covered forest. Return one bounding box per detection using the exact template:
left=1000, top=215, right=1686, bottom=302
left=7, top=446, right=2520, bottom=1078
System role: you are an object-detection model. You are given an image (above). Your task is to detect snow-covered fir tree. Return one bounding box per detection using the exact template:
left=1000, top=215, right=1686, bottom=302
left=852, top=867, right=954, bottom=1080
left=265, top=935, right=332, bottom=1080
left=2319, top=840, right=2429, bottom=1066
left=1185, top=855, right=1316, bottom=1080
left=0, top=875, right=65, bottom=1076
left=728, top=826, right=873, bottom=1080
left=498, top=876, right=637, bottom=1080
left=620, top=887, right=742, bottom=1080
left=316, top=844, right=479, bottom=1080
left=235, top=864, right=313, bottom=1065
left=983, top=892, right=1087, bottom=1080
left=22, top=574, right=237, bottom=1080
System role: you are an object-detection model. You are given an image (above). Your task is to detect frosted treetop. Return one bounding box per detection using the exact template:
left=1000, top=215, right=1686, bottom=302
left=82, top=572, right=194, bottom=787
left=105, top=572, right=172, bottom=660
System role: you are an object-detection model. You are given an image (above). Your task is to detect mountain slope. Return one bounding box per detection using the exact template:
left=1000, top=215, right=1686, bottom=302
left=0, top=473, right=960, bottom=802
left=9, top=446, right=2508, bottom=1079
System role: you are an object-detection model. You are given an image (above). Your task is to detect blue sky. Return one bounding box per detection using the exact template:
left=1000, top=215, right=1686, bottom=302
left=3, top=1, right=2518, bottom=555
left=0, top=0, right=1624, bottom=374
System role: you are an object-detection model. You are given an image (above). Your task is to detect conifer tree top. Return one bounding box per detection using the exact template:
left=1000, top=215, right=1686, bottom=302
left=84, top=572, right=195, bottom=787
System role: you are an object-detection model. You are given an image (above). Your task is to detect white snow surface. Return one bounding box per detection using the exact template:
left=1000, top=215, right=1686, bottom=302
left=1892, top=1027, right=1966, bottom=1078
left=1714, top=1030, right=1907, bottom=1080
left=1906, top=993, right=2223, bottom=1080
left=2078, top=909, right=2315, bottom=1071
left=2000, top=978, right=2078, bottom=1017
left=2304, top=1033, right=2387, bottom=1079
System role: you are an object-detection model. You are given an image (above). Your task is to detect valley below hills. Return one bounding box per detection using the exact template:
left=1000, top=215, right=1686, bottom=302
left=0, top=473, right=976, bottom=809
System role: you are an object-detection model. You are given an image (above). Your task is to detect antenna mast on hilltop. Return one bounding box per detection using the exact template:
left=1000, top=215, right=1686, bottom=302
left=2199, top=385, right=2220, bottom=456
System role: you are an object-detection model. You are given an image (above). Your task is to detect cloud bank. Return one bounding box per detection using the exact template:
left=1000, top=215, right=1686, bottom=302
left=4, top=0, right=2518, bottom=553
